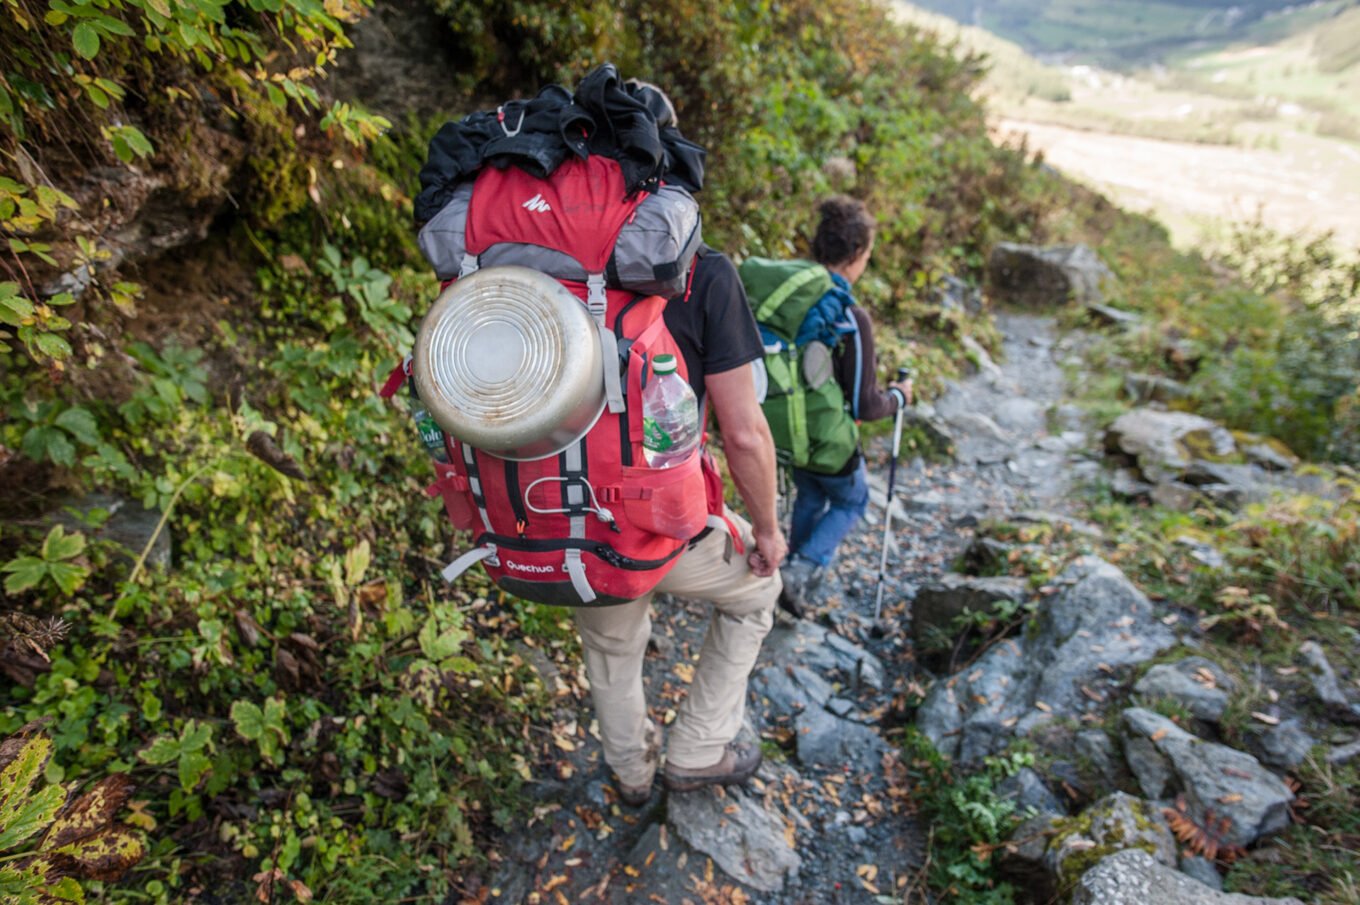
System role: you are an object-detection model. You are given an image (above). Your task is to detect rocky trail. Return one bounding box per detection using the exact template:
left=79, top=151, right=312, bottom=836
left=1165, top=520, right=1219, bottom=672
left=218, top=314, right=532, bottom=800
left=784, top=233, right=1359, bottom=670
left=459, top=253, right=1359, bottom=904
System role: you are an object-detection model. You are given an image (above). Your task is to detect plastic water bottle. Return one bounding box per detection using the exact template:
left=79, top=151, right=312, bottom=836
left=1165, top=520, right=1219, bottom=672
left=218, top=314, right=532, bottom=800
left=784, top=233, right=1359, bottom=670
left=412, top=403, right=450, bottom=463
left=642, top=354, right=700, bottom=468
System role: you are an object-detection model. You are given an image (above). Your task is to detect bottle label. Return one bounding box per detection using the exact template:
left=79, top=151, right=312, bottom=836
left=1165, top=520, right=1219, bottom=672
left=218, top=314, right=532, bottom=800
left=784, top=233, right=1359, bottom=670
left=642, top=416, right=673, bottom=452
left=418, top=416, right=444, bottom=450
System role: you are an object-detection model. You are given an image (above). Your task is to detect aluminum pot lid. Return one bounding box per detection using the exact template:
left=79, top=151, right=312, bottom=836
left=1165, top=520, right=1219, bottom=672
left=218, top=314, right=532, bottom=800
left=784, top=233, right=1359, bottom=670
left=412, top=266, right=605, bottom=460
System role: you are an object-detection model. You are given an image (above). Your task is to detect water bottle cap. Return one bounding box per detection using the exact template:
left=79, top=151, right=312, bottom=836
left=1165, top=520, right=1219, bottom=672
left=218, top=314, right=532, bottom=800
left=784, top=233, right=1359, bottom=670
left=653, top=354, right=678, bottom=375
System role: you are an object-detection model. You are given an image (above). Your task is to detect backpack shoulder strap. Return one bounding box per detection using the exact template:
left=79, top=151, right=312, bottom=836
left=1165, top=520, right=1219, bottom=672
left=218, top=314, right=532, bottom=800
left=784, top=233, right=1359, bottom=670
left=755, top=265, right=828, bottom=324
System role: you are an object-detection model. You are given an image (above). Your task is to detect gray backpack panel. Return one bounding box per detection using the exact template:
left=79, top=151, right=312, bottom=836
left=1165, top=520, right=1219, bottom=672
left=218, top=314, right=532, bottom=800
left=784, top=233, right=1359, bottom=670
left=417, top=181, right=474, bottom=281
left=417, top=179, right=702, bottom=296
left=608, top=185, right=702, bottom=297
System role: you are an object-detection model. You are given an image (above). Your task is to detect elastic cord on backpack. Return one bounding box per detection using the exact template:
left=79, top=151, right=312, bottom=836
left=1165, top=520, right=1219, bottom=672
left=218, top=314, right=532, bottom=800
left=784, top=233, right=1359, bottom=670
left=523, top=475, right=616, bottom=527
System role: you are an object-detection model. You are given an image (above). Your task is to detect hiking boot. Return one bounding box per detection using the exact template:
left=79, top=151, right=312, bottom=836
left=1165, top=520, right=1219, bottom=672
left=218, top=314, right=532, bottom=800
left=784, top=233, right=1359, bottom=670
left=663, top=741, right=763, bottom=793
left=778, top=557, right=823, bottom=619
left=617, top=777, right=653, bottom=807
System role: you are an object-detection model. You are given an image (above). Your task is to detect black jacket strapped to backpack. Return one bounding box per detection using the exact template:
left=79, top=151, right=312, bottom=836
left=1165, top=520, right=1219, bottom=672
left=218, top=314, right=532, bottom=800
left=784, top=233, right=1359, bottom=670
left=414, top=63, right=707, bottom=225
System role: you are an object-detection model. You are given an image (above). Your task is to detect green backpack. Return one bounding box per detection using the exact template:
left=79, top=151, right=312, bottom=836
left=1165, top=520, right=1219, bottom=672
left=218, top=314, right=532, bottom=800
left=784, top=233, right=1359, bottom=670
left=739, top=257, right=860, bottom=474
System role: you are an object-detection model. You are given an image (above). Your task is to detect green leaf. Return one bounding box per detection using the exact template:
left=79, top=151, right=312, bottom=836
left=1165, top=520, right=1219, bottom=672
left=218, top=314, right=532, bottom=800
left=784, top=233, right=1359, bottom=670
left=45, top=561, right=88, bottom=596
left=0, top=783, right=66, bottom=850
left=178, top=720, right=212, bottom=753
left=42, top=524, right=87, bottom=562
left=418, top=616, right=467, bottom=661
left=343, top=539, right=370, bottom=586
left=0, top=736, right=64, bottom=850
left=177, top=751, right=211, bottom=792
left=2, top=557, right=47, bottom=594
left=34, top=332, right=72, bottom=361
left=72, top=22, right=99, bottom=59
left=55, top=407, right=100, bottom=446
left=230, top=701, right=264, bottom=741
left=137, top=735, right=181, bottom=766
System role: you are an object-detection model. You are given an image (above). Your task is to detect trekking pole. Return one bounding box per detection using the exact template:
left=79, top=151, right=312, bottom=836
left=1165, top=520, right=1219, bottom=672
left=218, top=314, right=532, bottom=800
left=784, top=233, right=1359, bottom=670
left=873, top=367, right=911, bottom=622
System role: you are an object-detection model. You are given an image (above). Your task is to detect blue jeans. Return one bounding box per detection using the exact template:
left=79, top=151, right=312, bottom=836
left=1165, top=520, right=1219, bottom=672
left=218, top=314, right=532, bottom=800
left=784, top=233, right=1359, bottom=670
left=788, top=460, right=869, bottom=567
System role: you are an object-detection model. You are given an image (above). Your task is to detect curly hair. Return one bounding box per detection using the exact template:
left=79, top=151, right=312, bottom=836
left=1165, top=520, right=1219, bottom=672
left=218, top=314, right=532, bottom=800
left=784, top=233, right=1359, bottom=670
left=810, top=195, right=875, bottom=268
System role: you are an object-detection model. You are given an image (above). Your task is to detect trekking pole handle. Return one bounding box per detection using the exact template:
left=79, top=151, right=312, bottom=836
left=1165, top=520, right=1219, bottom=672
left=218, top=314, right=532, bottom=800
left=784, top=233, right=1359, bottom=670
left=890, top=367, right=911, bottom=459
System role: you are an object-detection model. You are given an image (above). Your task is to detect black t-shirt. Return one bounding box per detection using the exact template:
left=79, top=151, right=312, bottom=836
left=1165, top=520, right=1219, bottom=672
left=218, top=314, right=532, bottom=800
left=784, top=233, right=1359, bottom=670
left=663, top=246, right=765, bottom=411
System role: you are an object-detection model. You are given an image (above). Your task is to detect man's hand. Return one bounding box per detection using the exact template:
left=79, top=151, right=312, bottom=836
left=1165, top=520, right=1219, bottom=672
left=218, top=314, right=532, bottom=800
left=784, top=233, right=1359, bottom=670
left=748, top=527, right=788, bottom=577
left=890, top=377, right=914, bottom=407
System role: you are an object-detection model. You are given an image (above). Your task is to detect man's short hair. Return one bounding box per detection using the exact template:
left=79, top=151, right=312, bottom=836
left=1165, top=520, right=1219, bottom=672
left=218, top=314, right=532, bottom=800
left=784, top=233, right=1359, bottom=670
left=811, top=195, right=875, bottom=268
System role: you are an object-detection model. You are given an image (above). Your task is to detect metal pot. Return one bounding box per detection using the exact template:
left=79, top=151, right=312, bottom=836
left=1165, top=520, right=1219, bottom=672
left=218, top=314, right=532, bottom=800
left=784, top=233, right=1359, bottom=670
left=412, top=266, right=605, bottom=461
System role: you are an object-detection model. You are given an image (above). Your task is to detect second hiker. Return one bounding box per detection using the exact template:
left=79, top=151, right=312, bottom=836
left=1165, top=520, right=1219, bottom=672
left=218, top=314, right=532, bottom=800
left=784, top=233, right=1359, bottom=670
left=741, top=195, right=913, bottom=618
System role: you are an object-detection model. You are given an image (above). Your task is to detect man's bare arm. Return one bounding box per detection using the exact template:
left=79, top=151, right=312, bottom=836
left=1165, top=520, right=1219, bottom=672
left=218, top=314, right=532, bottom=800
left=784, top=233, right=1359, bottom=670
left=706, top=364, right=787, bottom=575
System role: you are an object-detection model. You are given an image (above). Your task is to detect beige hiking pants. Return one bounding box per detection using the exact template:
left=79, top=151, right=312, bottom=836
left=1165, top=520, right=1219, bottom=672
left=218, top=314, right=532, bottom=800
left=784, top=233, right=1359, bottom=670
left=574, top=508, right=780, bottom=787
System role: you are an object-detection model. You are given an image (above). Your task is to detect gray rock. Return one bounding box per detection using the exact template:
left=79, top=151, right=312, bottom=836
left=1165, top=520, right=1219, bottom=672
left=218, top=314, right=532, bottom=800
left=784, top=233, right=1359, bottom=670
left=1075, top=729, right=1123, bottom=788
left=997, top=767, right=1065, bottom=817
left=900, top=404, right=957, bottom=459
left=750, top=664, right=835, bottom=718
left=1299, top=640, right=1360, bottom=721
left=1240, top=438, right=1299, bottom=472
left=911, top=574, right=1029, bottom=647
left=918, top=558, right=1176, bottom=763
left=795, top=707, right=887, bottom=770
left=988, top=242, right=1117, bottom=307
left=1105, top=408, right=1237, bottom=484
left=760, top=620, right=885, bottom=691
left=1179, top=854, right=1224, bottom=891
left=1134, top=658, right=1235, bottom=723
left=1124, top=373, right=1191, bottom=404
left=50, top=492, right=172, bottom=569
left=1072, top=849, right=1304, bottom=905
left=1122, top=708, right=1294, bottom=848
left=1327, top=736, right=1360, bottom=765
left=1111, top=467, right=1154, bottom=500
left=668, top=783, right=801, bottom=892
left=929, top=274, right=984, bottom=316
left=1152, top=480, right=1202, bottom=512
left=1124, top=733, right=1175, bottom=799
left=1088, top=302, right=1143, bottom=327
left=1251, top=719, right=1317, bottom=771
left=962, top=335, right=1003, bottom=379
left=999, top=793, right=1175, bottom=901
left=947, top=411, right=1015, bottom=465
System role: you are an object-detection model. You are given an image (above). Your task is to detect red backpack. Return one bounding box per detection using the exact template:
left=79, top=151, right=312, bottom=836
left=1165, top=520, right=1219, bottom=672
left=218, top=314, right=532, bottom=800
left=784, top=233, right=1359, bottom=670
left=386, top=156, right=733, bottom=607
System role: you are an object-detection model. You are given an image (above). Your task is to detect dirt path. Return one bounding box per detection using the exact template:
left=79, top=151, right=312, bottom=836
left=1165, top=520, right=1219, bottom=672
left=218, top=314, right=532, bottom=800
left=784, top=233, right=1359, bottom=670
left=995, top=117, right=1360, bottom=250
left=463, top=313, right=1096, bottom=904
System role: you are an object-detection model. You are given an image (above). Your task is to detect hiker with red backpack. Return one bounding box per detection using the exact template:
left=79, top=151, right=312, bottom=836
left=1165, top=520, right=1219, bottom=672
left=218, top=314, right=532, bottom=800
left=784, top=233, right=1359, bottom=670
left=740, top=196, right=914, bottom=618
left=396, top=68, right=784, bottom=805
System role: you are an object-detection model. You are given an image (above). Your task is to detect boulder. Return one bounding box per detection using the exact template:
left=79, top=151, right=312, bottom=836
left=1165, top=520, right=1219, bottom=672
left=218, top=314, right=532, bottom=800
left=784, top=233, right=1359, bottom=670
left=1072, top=849, right=1304, bottom=905
left=1106, top=408, right=1237, bottom=484
left=1134, top=657, right=1235, bottom=723
left=1000, top=792, right=1175, bottom=902
left=988, top=242, right=1117, bottom=308
left=1122, top=708, right=1294, bottom=848
left=750, top=664, right=835, bottom=719
left=1250, top=719, right=1316, bottom=771
left=911, top=574, right=1029, bottom=647
left=1179, top=854, right=1224, bottom=891
left=918, top=558, right=1176, bottom=763
left=668, top=783, right=801, bottom=892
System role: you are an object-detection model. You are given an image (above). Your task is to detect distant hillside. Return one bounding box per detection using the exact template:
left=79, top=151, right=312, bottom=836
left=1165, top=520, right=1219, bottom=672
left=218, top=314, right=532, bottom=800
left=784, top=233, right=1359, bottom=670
left=906, top=0, right=1333, bottom=66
